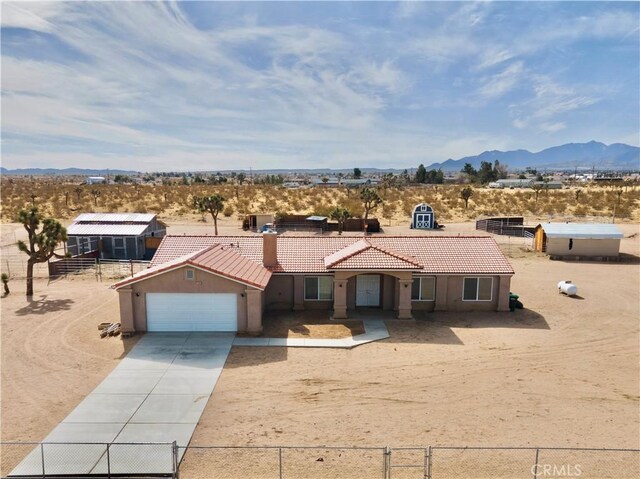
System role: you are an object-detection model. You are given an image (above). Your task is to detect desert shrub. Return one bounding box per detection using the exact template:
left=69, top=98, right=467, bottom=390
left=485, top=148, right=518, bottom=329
left=223, top=206, right=234, bottom=217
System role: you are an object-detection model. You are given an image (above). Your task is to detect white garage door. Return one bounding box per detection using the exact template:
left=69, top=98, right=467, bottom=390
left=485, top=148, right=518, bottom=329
left=146, top=293, right=238, bottom=332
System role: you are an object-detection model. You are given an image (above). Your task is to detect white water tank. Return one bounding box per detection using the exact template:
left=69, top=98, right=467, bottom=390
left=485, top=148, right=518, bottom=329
left=558, top=280, right=578, bottom=296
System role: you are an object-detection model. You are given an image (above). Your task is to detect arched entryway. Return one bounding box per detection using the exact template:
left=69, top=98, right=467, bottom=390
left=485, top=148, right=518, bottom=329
left=333, top=271, right=414, bottom=319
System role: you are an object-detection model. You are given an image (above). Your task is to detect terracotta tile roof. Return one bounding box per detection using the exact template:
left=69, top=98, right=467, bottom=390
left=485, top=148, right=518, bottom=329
left=324, top=239, right=422, bottom=270
left=114, top=244, right=271, bottom=290
left=150, top=235, right=513, bottom=275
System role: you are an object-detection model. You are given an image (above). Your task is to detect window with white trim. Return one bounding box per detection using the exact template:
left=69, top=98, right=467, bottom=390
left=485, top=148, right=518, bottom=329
left=185, top=268, right=195, bottom=281
left=411, top=276, right=435, bottom=301
left=304, top=276, right=333, bottom=300
left=463, top=277, right=493, bottom=301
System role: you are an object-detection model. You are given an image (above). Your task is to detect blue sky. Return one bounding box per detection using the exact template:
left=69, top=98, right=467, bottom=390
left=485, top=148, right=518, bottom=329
left=1, top=1, right=639, bottom=171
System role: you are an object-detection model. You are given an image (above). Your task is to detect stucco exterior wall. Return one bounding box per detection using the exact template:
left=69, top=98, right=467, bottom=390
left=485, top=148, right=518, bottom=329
left=123, top=265, right=255, bottom=332
left=411, top=298, right=436, bottom=311
left=546, top=238, right=620, bottom=257
left=118, top=268, right=513, bottom=331
left=265, top=275, right=294, bottom=310
left=441, top=275, right=504, bottom=312
left=382, top=274, right=396, bottom=310
left=118, top=287, right=135, bottom=333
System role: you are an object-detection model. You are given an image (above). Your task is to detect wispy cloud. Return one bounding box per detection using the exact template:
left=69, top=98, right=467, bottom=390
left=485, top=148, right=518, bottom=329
left=1, top=1, right=638, bottom=170
left=1, top=2, right=65, bottom=32
left=510, top=76, right=601, bottom=132
left=477, top=61, right=524, bottom=99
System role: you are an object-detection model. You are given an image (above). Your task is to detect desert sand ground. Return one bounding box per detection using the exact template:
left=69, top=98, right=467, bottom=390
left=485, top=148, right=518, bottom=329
left=191, top=256, right=639, bottom=450
left=0, top=278, right=139, bottom=442
left=1, top=221, right=638, bottom=477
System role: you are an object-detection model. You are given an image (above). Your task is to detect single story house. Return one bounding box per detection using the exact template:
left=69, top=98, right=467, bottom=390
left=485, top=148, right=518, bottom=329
left=492, top=179, right=563, bottom=189
left=534, top=223, right=623, bottom=259
left=313, top=178, right=379, bottom=187
left=242, top=213, right=275, bottom=231
left=113, top=234, right=514, bottom=334
left=86, top=176, right=106, bottom=185
left=67, top=213, right=166, bottom=260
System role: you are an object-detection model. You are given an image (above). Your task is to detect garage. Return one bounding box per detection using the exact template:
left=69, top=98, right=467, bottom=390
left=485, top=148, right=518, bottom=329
left=146, top=293, right=238, bottom=332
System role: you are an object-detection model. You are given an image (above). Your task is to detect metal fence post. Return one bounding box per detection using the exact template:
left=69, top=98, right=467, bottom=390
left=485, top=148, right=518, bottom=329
left=40, top=443, right=45, bottom=479
left=106, top=443, right=111, bottom=479
left=425, top=446, right=432, bottom=479
left=532, top=448, right=540, bottom=478
left=172, top=441, right=179, bottom=479
left=384, top=446, right=391, bottom=479
left=278, top=447, right=283, bottom=479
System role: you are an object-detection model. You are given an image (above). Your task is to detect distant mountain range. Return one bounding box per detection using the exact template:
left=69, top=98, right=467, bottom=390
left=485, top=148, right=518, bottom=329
left=0, top=167, right=138, bottom=176
left=1, top=141, right=638, bottom=175
left=426, top=141, right=639, bottom=171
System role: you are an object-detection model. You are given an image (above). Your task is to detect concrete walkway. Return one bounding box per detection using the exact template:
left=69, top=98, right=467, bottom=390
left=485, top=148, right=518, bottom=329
left=233, top=319, right=389, bottom=348
left=10, top=321, right=389, bottom=476
left=10, top=333, right=234, bottom=477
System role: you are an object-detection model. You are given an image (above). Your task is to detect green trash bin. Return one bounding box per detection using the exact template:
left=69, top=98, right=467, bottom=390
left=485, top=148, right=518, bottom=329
left=509, top=292, right=519, bottom=312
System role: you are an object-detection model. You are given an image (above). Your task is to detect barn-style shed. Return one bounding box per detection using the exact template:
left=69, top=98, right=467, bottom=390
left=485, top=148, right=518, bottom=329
left=66, top=213, right=166, bottom=260
left=411, top=203, right=437, bottom=229
left=534, top=223, right=623, bottom=259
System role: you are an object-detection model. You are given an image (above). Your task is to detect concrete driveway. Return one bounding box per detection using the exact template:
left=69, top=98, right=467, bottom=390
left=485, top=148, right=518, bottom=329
left=10, top=333, right=233, bottom=476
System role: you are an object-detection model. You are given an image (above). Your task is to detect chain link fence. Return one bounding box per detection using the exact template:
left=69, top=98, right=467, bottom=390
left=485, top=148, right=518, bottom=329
left=1, top=441, right=177, bottom=478
left=1, top=442, right=638, bottom=479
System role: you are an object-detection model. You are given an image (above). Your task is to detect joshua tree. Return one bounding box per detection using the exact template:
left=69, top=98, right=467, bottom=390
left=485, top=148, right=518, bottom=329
left=531, top=184, right=544, bottom=203
left=460, top=187, right=474, bottom=209
left=17, top=207, right=68, bottom=296
left=612, top=188, right=624, bottom=223
left=1, top=273, right=10, bottom=296
left=30, top=194, right=37, bottom=206
left=64, top=191, right=70, bottom=207
left=330, top=207, right=350, bottom=235
left=193, top=194, right=225, bottom=235
left=74, top=187, right=83, bottom=202
left=91, top=189, right=101, bottom=206
left=575, top=189, right=582, bottom=201
left=360, top=187, right=382, bottom=222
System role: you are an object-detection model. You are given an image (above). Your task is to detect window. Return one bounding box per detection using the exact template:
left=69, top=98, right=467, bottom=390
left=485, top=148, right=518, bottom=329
left=304, top=276, right=333, bottom=300
left=185, top=269, right=195, bottom=281
left=463, top=277, right=493, bottom=301
left=113, top=237, right=126, bottom=258
left=80, top=237, right=91, bottom=254
left=411, top=276, right=435, bottom=301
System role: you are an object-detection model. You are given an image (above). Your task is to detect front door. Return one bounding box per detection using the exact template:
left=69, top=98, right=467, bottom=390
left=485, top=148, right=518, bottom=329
left=356, top=275, right=381, bottom=307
